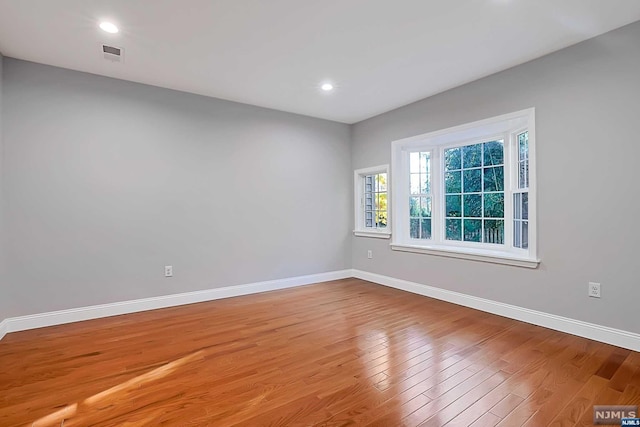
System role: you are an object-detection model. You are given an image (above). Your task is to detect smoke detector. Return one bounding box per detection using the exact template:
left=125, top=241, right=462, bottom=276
left=102, top=44, right=124, bottom=63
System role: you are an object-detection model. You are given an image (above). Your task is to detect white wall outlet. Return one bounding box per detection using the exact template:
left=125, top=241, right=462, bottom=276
left=588, top=282, right=600, bottom=298
left=367, top=250, right=373, bottom=259
left=165, top=266, right=173, bottom=277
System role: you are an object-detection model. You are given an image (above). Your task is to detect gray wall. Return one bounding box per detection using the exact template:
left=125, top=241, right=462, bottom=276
left=351, top=21, right=640, bottom=333
left=2, top=22, right=639, bottom=335
left=2, top=59, right=351, bottom=318
left=0, top=52, right=6, bottom=319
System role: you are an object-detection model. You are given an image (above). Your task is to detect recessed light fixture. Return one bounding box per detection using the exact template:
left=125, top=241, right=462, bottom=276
left=99, top=22, right=119, bottom=34
left=321, top=83, right=334, bottom=92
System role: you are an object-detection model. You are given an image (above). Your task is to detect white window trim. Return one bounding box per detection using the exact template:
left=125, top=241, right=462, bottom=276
left=389, top=243, right=539, bottom=268
left=391, top=108, right=539, bottom=268
left=354, top=164, right=391, bottom=239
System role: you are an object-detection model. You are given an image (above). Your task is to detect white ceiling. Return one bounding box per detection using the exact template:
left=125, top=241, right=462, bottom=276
left=0, top=1, right=639, bottom=124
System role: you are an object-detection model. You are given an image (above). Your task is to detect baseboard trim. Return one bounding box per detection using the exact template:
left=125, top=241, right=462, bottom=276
left=352, top=269, right=640, bottom=352
left=4, top=269, right=639, bottom=352
left=0, top=319, right=8, bottom=341
left=1, top=269, right=352, bottom=338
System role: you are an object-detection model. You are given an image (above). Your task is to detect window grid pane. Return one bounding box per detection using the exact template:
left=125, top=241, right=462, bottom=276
left=513, top=191, right=529, bottom=248
left=364, top=173, right=388, bottom=229
left=518, top=131, right=529, bottom=189
left=408, top=151, right=431, bottom=240
left=444, top=141, right=504, bottom=244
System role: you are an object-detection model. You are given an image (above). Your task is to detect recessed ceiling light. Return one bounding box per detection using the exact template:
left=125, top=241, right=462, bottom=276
left=99, top=22, right=119, bottom=34
left=321, top=83, right=334, bottom=92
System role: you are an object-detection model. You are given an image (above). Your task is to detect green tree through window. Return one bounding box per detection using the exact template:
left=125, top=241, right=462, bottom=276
left=444, top=141, right=504, bottom=244
left=364, top=173, right=388, bottom=228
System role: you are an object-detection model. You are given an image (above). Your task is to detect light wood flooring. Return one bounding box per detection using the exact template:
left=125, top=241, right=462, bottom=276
left=1, top=278, right=639, bottom=426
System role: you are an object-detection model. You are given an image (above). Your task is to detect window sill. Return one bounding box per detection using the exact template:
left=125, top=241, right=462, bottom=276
left=390, top=243, right=539, bottom=268
left=354, top=230, right=392, bottom=239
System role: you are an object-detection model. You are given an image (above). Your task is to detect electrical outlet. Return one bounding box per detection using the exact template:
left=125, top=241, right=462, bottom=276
left=588, top=282, right=600, bottom=298
left=165, top=266, right=173, bottom=277
left=367, top=250, right=373, bottom=259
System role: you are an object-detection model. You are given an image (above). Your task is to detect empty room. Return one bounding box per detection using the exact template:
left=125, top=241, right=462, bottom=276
left=1, top=1, right=640, bottom=426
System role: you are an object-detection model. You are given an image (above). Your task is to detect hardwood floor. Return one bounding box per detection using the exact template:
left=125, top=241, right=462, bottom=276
left=1, top=278, right=639, bottom=426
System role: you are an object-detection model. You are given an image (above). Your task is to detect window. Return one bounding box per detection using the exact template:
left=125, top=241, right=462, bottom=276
left=354, top=165, right=391, bottom=238
left=391, top=109, right=538, bottom=268
left=443, top=141, right=505, bottom=244
left=409, top=152, right=432, bottom=239
left=514, top=131, right=529, bottom=249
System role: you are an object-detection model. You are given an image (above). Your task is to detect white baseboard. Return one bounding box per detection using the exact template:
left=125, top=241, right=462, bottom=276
left=3, top=268, right=639, bottom=352
left=353, top=269, right=640, bottom=352
left=1, top=269, right=352, bottom=338
left=0, top=319, right=8, bottom=341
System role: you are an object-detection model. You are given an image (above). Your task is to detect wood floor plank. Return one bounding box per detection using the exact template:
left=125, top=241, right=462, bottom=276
left=619, top=384, right=640, bottom=406
left=438, top=333, right=580, bottom=427
left=609, top=351, right=640, bottom=392
left=470, top=412, right=502, bottom=427
left=490, top=393, right=524, bottom=419
left=544, top=375, right=609, bottom=427
left=418, top=369, right=511, bottom=426
left=574, top=384, right=621, bottom=426
left=595, top=347, right=631, bottom=379
left=0, top=278, right=639, bottom=426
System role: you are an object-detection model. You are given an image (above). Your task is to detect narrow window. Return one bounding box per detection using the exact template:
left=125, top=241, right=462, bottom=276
left=364, top=172, right=388, bottom=229
left=354, top=165, right=391, bottom=238
left=514, top=131, right=529, bottom=249
left=409, top=152, right=431, bottom=239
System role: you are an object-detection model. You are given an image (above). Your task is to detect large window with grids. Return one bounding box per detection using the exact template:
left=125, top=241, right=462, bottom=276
left=391, top=109, right=537, bottom=268
left=443, top=140, right=505, bottom=244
